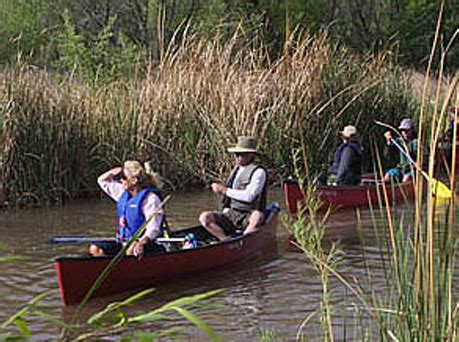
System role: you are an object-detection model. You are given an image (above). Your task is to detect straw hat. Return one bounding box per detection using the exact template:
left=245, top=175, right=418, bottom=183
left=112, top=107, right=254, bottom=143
left=123, top=160, right=145, bottom=179
left=123, top=160, right=162, bottom=189
left=227, top=136, right=258, bottom=153
left=339, top=125, right=357, bottom=138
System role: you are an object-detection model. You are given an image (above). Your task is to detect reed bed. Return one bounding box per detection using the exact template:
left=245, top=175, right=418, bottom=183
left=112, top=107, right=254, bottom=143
left=0, top=29, right=414, bottom=205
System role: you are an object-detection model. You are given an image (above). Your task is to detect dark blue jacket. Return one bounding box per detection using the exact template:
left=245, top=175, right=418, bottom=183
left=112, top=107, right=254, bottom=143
left=116, top=187, right=164, bottom=241
left=328, top=142, right=362, bottom=185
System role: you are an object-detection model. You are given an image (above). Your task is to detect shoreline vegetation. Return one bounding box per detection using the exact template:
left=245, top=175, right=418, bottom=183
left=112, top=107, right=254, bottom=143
left=0, top=29, right=416, bottom=207
left=2, top=1, right=458, bottom=207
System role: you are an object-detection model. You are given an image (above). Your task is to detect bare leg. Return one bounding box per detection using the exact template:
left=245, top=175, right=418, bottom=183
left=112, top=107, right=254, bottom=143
left=199, top=211, right=228, bottom=241
left=383, top=173, right=391, bottom=182
left=88, top=244, right=106, bottom=256
left=244, top=210, right=265, bottom=235
left=402, top=175, right=413, bottom=183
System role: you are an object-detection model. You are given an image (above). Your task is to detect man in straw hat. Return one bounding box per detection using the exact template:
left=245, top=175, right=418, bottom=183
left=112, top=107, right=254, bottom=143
left=325, top=125, right=362, bottom=185
left=199, top=136, right=268, bottom=241
left=383, top=118, right=418, bottom=182
left=89, top=160, right=168, bottom=258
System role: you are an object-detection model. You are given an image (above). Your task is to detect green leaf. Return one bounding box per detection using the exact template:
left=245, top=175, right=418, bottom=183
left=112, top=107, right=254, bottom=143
left=134, top=331, right=161, bottom=341
left=0, top=256, right=21, bottom=265
left=12, top=318, right=31, bottom=337
left=174, top=307, right=221, bottom=342
left=29, top=310, right=65, bottom=327
left=2, top=292, right=49, bottom=328
left=128, top=289, right=222, bottom=323
left=127, top=312, right=169, bottom=323
left=88, top=288, right=154, bottom=325
left=154, top=290, right=223, bottom=312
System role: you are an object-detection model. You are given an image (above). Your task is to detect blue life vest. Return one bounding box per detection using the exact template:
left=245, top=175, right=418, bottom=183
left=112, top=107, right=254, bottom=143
left=116, top=187, right=166, bottom=242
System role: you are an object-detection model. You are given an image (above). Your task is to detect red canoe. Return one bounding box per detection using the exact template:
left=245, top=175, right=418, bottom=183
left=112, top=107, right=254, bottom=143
left=283, top=175, right=415, bottom=214
left=55, top=204, right=279, bottom=306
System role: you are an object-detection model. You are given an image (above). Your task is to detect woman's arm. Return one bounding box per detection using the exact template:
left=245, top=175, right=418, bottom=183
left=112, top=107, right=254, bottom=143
left=97, top=167, right=124, bottom=201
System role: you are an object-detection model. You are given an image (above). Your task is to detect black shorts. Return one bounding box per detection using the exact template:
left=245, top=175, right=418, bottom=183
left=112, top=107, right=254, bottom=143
left=93, top=240, right=166, bottom=256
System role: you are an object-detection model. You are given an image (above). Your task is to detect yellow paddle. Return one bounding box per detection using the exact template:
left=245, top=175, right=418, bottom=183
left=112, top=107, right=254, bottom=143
left=375, top=120, right=452, bottom=199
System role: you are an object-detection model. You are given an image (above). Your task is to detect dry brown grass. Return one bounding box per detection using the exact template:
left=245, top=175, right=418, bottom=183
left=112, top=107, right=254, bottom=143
left=0, top=30, right=414, bottom=205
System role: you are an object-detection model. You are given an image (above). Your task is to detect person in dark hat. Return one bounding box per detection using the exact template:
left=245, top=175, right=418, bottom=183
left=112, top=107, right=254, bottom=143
left=383, top=118, right=418, bottom=182
left=325, top=125, right=363, bottom=185
left=199, top=136, right=268, bottom=241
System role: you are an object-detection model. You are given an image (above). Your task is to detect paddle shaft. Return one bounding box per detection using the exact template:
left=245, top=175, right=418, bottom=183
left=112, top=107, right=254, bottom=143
left=47, top=235, right=186, bottom=245
left=389, top=137, right=428, bottom=178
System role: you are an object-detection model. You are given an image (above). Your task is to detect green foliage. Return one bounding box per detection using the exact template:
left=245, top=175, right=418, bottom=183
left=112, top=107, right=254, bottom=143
left=1, top=289, right=222, bottom=340
left=0, top=0, right=458, bottom=69
left=55, top=12, right=142, bottom=82
left=77, top=289, right=223, bottom=341
left=0, top=0, right=52, bottom=64
left=1, top=292, right=56, bottom=340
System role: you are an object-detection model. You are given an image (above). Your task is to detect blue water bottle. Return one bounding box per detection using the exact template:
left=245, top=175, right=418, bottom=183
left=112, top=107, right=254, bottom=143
left=183, top=233, right=198, bottom=249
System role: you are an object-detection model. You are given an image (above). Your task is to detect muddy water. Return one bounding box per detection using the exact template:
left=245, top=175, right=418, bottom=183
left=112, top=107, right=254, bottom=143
left=0, top=187, right=455, bottom=340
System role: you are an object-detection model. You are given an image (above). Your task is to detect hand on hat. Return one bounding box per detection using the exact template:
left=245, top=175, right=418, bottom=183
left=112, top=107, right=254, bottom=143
left=211, top=182, right=227, bottom=195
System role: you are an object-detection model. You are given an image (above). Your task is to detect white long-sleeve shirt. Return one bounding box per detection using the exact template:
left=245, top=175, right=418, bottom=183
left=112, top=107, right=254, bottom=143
left=98, top=179, right=164, bottom=241
left=225, top=167, right=266, bottom=202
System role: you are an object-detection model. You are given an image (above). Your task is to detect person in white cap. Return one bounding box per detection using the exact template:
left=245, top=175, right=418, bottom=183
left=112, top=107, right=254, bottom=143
left=199, top=136, right=268, bottom=241
left=326, top=125, right=363, bottom=185
left=383, top=118, right=418, bottom=182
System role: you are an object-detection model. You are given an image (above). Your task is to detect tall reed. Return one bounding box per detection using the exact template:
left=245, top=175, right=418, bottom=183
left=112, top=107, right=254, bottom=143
left=282, top=7, right=458, bottom=339
left=0, top=28, right=414, bottom=205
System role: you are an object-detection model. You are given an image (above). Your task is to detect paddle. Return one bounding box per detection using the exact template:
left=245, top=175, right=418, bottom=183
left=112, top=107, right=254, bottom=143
left=46, top=235, right=186, bottom=245
left=375, top=120, right=452, bottom=199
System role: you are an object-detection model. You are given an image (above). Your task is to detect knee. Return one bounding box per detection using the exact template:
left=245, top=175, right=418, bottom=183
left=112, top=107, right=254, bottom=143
left=249, top=211, right=264, bottom=226
left=89, top=244, right=104, bottom=256
left=199, top=211, right=213, bottom=227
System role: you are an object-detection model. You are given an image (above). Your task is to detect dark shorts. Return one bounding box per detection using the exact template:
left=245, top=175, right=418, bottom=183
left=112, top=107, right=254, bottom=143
left=214, top=209, right=252, bottom=235
left=386, top=168, right=413, bottom=182
left=93, top=240, right=166, bottom=256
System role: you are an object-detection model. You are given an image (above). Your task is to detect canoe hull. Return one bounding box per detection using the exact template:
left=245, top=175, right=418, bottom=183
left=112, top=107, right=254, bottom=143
left=283, top=177, right=415, bottom=214
left=55, top=211, right=278, bottom=306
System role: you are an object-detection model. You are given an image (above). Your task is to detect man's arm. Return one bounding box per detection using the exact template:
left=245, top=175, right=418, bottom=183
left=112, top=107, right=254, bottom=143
left=225, top=168, right=267, bottom=202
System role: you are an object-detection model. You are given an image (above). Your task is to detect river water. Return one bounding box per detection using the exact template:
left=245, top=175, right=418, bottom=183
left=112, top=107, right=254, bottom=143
left=0, top=187, right=456, bottom=340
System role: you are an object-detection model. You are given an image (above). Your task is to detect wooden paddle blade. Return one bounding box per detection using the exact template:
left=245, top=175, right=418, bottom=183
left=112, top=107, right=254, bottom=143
left=431, top=178, right=452, bottom=199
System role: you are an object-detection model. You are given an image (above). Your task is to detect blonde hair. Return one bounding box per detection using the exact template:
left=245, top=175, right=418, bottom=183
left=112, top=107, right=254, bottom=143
left=123, top=160, right=162, bottom=189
